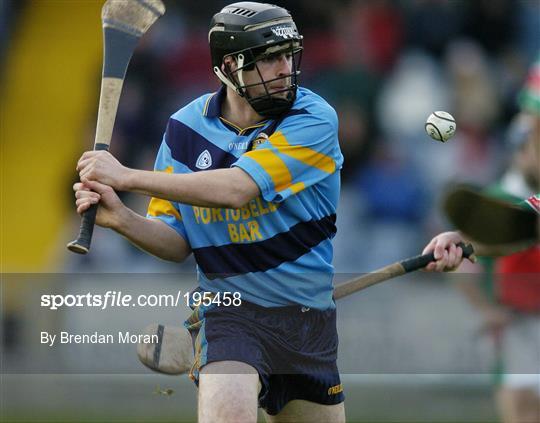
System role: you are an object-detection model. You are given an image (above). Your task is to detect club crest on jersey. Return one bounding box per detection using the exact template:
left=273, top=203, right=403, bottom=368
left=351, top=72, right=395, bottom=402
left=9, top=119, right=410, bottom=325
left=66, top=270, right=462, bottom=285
left=271, top=25, right=297, bottom=39
left=196, top=150, right=212, bottom=170
left=251, top=132, right=268, bottom=150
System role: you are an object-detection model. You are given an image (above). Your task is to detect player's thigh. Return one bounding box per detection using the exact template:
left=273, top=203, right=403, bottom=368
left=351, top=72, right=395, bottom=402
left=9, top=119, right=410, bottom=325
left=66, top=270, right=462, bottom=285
left=198, top=360, right=260, bottom=423
left=262, top=399, right=345, bottom=423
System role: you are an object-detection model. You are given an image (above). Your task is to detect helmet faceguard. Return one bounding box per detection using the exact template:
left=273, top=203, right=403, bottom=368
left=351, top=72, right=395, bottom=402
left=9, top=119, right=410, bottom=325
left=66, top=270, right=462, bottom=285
left=209, top=2, right=303, bottom=118
left=219, top=40, right=303, bottom=118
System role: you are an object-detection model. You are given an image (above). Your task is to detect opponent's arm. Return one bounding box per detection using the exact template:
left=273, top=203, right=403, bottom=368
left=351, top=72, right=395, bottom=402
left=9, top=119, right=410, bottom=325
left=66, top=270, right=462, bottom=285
left=77, top=151, right=259, bottom=208
left=75, top=180, right=191, bottom=262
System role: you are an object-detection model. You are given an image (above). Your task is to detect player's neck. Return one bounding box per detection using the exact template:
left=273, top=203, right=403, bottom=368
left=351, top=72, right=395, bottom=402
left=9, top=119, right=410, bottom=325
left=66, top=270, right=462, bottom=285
left=222, top=87, right=265, bottom=129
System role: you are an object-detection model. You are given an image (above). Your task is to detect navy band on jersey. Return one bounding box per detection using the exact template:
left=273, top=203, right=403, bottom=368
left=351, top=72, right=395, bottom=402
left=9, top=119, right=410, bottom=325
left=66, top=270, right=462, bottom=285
left=147, top=86, right=343, bottom=310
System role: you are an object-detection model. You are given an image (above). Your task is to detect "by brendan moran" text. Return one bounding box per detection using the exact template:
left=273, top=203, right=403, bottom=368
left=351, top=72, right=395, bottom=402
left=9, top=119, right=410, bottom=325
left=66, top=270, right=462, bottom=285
left=40, top=331, right=158, bottom=346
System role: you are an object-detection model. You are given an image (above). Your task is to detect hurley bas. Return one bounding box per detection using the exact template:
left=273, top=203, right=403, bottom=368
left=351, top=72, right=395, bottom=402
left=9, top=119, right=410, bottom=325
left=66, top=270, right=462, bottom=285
left=41, top=331, right=158, bottom=347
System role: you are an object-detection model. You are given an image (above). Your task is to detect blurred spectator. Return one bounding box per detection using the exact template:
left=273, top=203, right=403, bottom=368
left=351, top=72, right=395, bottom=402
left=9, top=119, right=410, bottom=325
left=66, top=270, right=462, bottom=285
left=461, top=0, right=517, bottom=57
left=337, top=0, right=404, bottom=73
left=350, top=141, right=430, bottom=267
left=355, top=142, right=428, bottom=224
left=336, top=99, right=373, bottom=182
left=404, top=0, right=462, bottom=58
left=376, top=50, right=450, bottom=141
left=444, top=40, right=504, bottom=183
left=446, top=40, right=500, bottom=133
left=515, top=1, right=540, bottom=63
left=375, top=49, right=453, bottom=197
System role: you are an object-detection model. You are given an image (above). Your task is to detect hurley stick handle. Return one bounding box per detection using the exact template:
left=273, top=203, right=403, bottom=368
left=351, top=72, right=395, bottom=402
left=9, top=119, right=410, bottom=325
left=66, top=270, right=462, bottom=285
left=67, top=143, right=110, bottom=254
left=334, top=242, right=474, bottom=300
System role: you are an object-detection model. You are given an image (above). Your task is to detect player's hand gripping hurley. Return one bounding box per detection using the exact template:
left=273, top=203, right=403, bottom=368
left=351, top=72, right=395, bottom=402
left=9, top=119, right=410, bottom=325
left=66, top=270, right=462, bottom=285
left=67, top=0, right=165, bottom=254
left=334, top=242, right=475, bottom=299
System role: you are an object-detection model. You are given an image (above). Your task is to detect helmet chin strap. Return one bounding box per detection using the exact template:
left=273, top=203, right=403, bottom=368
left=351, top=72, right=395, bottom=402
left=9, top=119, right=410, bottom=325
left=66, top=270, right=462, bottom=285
left=213, top=54, right=248, bottom=98
left=213, top=65, right=242, bottom=95
left=236, top=54, right=246, bottom=90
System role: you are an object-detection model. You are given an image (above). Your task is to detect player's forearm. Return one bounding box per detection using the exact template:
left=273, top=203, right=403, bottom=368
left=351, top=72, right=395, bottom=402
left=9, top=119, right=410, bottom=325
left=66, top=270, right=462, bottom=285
left=113, top=208, right=191, bottom=262
left=124, top=167, right=259, bottom=208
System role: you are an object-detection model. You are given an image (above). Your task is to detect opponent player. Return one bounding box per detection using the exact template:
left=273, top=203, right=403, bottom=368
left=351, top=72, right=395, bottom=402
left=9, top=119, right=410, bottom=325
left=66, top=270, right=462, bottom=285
left=457, top=57, right=540, bottom=423
left=74, top=3, right=469, bottom=422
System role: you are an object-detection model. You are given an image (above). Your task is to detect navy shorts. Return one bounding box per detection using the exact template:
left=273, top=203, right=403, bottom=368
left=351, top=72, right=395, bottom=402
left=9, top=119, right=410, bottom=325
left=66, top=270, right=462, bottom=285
left=185, top=299, right=344, bottom=415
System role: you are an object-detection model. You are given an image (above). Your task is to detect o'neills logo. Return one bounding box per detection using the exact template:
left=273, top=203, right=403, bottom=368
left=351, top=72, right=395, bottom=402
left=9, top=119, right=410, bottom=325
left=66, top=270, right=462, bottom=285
left=271, top=25, right=297, bottom=39
left=327, top=384, right=343, bottom=395
left=525, top=194, right=540, bottom=215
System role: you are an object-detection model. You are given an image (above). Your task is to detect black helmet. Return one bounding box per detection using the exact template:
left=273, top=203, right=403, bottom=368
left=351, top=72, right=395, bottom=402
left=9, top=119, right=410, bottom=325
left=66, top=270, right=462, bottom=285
left=209, top=2, right=303, bottom=118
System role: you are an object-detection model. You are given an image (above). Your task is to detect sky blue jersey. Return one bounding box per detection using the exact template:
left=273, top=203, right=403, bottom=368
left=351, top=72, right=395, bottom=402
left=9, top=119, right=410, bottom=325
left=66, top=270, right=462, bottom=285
left=147, top=86, right=343, bottom=309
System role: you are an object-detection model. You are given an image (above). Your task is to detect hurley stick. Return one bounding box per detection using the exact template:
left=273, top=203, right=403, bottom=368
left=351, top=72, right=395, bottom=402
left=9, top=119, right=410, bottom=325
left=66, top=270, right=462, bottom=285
left=68, top=0, right=165, bottom=254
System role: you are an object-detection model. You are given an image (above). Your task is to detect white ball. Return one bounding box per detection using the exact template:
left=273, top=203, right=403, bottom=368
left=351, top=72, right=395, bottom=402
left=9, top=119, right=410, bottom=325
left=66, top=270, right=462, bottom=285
left=425, top=111, right=456, bottom=142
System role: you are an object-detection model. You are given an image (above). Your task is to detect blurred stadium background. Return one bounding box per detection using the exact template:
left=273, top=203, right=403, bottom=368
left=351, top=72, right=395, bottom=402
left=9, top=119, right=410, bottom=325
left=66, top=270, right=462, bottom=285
left=1, top=0, right=539, bottom=421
